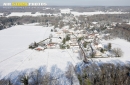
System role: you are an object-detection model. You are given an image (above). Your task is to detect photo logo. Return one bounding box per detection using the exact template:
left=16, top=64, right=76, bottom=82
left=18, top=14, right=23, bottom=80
left=3, top=2, right=47, bottom=6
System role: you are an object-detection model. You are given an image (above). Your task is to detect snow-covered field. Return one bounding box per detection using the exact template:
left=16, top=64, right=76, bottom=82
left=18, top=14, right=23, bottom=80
left=0, top=24, right=51, bottom=61
left=6, top=11, right=129, bottom=17
left=71, top=11, right=128, bottom=16
left=0, top=24, right=80, bottom=80
left=0, top=24, right=51, bottom=78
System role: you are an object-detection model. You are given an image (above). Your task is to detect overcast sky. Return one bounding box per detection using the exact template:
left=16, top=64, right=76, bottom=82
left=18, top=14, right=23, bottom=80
left=0, top=0, right=130, bottom=6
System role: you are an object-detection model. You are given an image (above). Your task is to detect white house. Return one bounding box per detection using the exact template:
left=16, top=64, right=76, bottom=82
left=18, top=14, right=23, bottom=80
left=60, top=9, right=72, bottom=14
left=0, top=13, right=4, bottom=17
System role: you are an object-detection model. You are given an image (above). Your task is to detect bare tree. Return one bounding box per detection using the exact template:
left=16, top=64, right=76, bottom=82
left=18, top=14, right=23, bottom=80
left=112, top=48, right=123, bottom=57
left=59, top=21, right=64, bottom=29
left=66, top=64, right=75, bottom=85
left=0, top=79, right=12, bottom=85
left=42, top=72, right=50, bottom=85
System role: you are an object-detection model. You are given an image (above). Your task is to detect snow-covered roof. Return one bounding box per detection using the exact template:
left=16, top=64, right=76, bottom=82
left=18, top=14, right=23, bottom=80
left=60, top=8, right=72, bottom=14
left=51, top=38, right=61, bottom=43
left=98, top=44, right=103, bottom=48
left=35, top=46, right=44, bottom=49
left=92, top=22, right=98, bottom=24
left=0, top=13, right=4, bottom=16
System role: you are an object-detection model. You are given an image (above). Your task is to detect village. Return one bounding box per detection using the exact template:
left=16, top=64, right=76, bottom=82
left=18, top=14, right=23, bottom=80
left=0, top=6, right=130, bottom=85
left=28, top=14, right=122, bottom=59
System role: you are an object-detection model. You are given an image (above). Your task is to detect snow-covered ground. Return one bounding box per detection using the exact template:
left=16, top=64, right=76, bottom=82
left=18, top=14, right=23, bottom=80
left=0, top=24, right=51, bottom=78
left=6, top=12, right=60, bottom=17
left=71, top=11, right=128, bottom=16
left=0, top=13, right=4, bottom=16
left=0, top=24, right=51, bottom=61
left=0, top=24, right=80, bottom=80
left=6, top=11, right=129, bottom=17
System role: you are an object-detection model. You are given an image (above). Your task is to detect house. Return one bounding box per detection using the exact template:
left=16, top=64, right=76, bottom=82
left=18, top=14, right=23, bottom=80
left=77, top=34, right=84, bottom=38
left=88, top=34, right=95, bottom=39
left=47, top=43, right=55, bottom=49
left=60, top=9, right=72, bottom=14
left=92, top=22, right=98, bottom=25
left=50, top=38, right=62, bottom=44
left=94, top=43, right=103, bottom=49
left=62, top=29, right=69, bottom=33
left=95, top=51, right=102, bottom=57
left=71, top=46, right=80, bottom=53
left=35, top=46, right=44, bottom=51
left=0, top=13, right=4, bottom=17
left=47, top=38, right=61, bottom=49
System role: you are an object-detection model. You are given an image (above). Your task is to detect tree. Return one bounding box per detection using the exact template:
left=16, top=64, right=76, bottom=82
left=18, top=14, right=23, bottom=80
left=108, top=43, right=112, bottom=51
left=67, top=45, right=70, bottom=49
left=42, top=72, right=50, bottom=85
left=20, top=75, right=29, bottom=85
left=91, top=52, right=96, bottom=58
left=54, top=23, right=58, bottom=29
left=83, top=42, right=87, bottom=48
left=78, top=37, right=83, bottom=42
left=112, top=48, right=123, bottom=57
left=66, top=35, right=70, bottom=41
left=60, top=44, right=66, bottom=49
left=51, top=29, right=53, bottom=32
left=100, top=48, right=104, bottom=53
left=59, top=21, right=64, bottom=29
left=66, top=64, right=74, bottom=85
left=0, top=79, right=12, bottom=85
left=62, top=38, right=66, bottom=44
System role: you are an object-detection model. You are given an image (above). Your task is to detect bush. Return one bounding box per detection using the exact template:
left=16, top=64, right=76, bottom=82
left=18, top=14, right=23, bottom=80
left=100, top=48, right=104, bottom=53
left=60, top=44, right=66, bottom=49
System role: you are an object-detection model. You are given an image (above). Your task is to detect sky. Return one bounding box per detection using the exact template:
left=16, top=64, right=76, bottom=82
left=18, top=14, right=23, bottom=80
left=0, top=0, right=130, bottom=6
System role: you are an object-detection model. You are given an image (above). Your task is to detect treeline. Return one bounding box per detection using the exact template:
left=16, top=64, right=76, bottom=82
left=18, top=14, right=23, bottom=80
left=0, top=64, right=79, bottom=85
left=71, top=6, right=130, bottom=12
left=86, top=14, right=130, bottom=23
left=0, top=7, right=60, bottom=13
left=76, top=61, right=130, bottom=85
left=0, top=17, right=20, bottom=30
left=106, top=24, right=130, bottom=42
left=0, top=15, right=63, bottom=30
